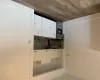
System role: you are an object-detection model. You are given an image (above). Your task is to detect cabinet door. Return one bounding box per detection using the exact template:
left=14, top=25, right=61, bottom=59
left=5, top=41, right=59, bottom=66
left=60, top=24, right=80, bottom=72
left=50, top=21, right=56, bottom=38
left=42, top=18, right=56, bottom=38
left=42, top=17, right=50, bottom=37
left=33, top=50, right=46, bottom=65
left=34, top=14, right=42, bottom=36
left=46, top=49, right=62, bottom=63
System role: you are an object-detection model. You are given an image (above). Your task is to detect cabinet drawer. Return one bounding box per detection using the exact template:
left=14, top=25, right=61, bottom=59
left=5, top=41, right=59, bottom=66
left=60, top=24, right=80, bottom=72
left=46, top=49, right=62, bottom=63
left=33, top=50, right=46, bottom=64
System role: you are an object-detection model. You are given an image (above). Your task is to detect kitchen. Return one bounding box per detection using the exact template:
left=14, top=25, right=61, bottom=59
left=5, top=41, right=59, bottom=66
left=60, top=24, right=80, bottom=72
left=33, top=13, right=64, bottom=77
left=1, top=0, right=100, bottom=80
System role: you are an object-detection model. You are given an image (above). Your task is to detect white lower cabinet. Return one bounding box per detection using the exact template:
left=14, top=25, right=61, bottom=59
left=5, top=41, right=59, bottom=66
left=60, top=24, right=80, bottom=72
left=33, top=49, right=63, bottom=80
left=33, top=49, right=62, bottom=64
left=46, top=49, right=63, bottom=66
left=33, top=50, right=47, bottom=65
left=46, top=49, right=60, bottom=63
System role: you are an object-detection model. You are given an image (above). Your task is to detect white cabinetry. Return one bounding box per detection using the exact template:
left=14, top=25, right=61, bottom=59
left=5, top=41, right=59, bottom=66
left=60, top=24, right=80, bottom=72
left=34, top=14, right=42, bottom=36
left=33, top=49, right=63, bottom=80
left=33, top=50, right=46, bottom=64
left=42, top=18, right=56, bottom=38
left=33, top=50, right=62, bottom=64
left=46, top=49, right=62, bottom=63
left=34, top=14, right=56, bottom=38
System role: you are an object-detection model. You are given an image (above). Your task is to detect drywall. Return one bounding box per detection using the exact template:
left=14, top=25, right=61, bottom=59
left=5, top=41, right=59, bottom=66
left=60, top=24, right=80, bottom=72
left=0, top=0, right=34, bottom=80
left=64, top=13, right=100, bottom=80
left=0, top=1, right=65, bottom=80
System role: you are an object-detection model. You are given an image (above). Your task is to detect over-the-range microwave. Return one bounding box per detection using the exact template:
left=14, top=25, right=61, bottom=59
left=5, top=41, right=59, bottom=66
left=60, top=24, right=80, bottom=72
left=56, top=22, right=63, bottom=39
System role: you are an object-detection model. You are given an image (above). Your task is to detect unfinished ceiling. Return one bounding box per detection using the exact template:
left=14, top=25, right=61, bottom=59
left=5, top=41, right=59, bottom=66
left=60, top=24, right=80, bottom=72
left=14, top=0, right=100, bottom=21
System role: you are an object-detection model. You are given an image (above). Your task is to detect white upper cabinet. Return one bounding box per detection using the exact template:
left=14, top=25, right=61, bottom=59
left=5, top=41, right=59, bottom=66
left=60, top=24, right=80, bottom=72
left=34, top=14, right=56, bottom=38
left=42, top=17, right=56, bottom=38
left=34, top=14, right=42, bottom=36
left=50, top=20, right=56, bottom=38
left=42, top=17, right=51, bottom=38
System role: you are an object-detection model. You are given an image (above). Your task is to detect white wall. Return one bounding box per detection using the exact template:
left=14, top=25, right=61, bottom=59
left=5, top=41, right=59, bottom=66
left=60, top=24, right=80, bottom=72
left=64, top=13, right=100, bottom=80
left=0, top=1, right=65, bottom=80
left=0, top=1, right=34, bottom=80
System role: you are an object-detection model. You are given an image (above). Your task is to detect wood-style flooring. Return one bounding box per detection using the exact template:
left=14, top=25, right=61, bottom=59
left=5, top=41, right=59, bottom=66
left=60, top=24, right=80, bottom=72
left=52, top=74, right=83, bottom=80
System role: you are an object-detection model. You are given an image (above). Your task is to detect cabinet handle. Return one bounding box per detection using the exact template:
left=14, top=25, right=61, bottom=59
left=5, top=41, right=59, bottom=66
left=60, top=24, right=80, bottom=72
left=28, top=40, right=31, bottom=44
left=35, top=51, right=37, bottom=52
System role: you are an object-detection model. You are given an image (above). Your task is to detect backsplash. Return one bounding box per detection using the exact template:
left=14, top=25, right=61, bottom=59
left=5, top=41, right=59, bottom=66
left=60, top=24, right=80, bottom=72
left=34, top=36, right=64, bottom=50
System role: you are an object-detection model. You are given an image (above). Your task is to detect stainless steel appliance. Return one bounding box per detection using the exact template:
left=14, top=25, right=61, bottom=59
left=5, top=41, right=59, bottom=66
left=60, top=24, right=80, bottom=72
left=56, top=22, right=63, bottom=39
